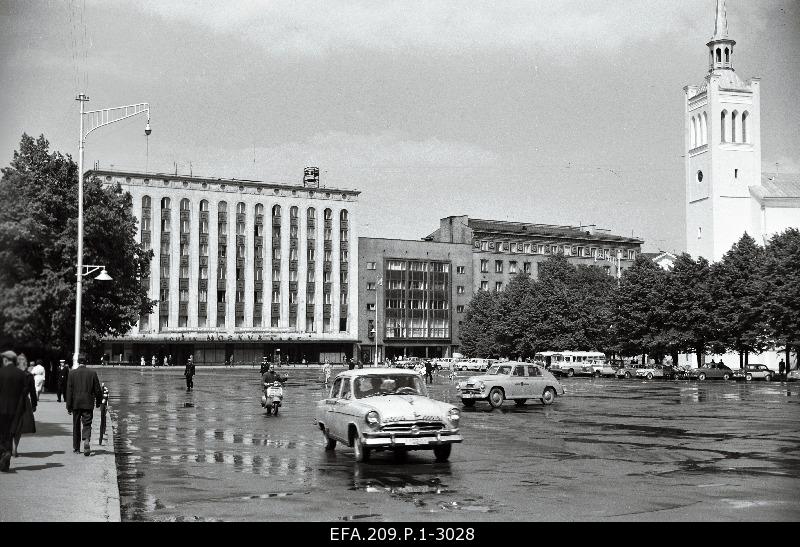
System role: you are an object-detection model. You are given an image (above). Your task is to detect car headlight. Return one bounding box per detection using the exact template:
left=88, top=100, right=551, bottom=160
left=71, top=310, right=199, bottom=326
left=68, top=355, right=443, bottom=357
left=365, top=411, right=380, bottom=427
left=455, top=381, right=463, bottom=390
left=477, top=381, right=485, bottom=391
left=448, top=408, right=460, bottom=426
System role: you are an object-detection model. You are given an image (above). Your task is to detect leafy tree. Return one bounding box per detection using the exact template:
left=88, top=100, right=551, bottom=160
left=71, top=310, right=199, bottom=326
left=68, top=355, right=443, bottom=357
left=760, top=228, right=800, bottom=369
left=662, top=254, right=716, bottom=365
left=494, top=272, right=535, bottom=359
left=0, top=134, right=154, bottom=359
left=710, top=233, right=769, bottom=367
left=459, top=289, right=503, bottom=358
left=527, top=254, right=582, bottom=352
left=572, top=264, right=616, bottom=353
left=614, top=256, right=669, bottom=360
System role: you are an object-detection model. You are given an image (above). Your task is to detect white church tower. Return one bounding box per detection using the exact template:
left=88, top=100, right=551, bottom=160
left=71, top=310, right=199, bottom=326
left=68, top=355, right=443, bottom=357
left=684, top=0, right=762, bottom=261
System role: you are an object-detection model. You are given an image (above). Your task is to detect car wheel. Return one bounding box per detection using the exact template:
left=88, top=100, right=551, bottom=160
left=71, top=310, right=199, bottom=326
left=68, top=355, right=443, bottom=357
left=488, top=387, right=504, bottom=408
left=646, top=372, right=654, bottom=380
left=745, top=373, right=752, bottom=382
left=764, top=375, right=771, bottom=382
left=594, top=370, right=601, bottom=378
left=722, top=373, right=730, bottom=381
left=352, top=433, right=370, bottom=462
left=541, top=387, right=556, bottom=406
left=433, top=444, right=452, bottom=462
left=461, top=398, right=476, bottom=408
left=625, top=371, right=631, bottom=379
left=698, top=373, right=706, bottom=381
left=567, top=369, right=574, bottom=377
left=322, top=428, right=337, bottom=451
left=514, top=399, right=527, bottom=406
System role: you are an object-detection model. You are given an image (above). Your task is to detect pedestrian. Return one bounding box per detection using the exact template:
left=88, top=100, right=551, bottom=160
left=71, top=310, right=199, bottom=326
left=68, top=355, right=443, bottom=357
left=184, top=355, right=196, bottom=392
left=163, top=355, right=169, bottom=368
left=98, top=383, right=109, bottom=445
left=323, top=361, right=332, bottom=385
left=66, top=355, right=102, bottom=456
left=424, top=360, right=434, bottom=385
left=56, top=359, right=69, bottom=402
left=31, top=358, right=46, bottom=399
left=347, top=357, right=355, bottom=371
left=260, top=357, right=269, bottom=375
left=0, top=350, right=38, bottom=472
left=151, top=355, right=156, bottom=368
left=140, top=356, right=145, bottom=368
left=12, top=353, right=37, bottom=458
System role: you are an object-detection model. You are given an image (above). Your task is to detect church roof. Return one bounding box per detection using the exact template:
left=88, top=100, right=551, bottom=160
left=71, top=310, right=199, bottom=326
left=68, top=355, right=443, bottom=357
left=750, top=174, right=800, bottom=201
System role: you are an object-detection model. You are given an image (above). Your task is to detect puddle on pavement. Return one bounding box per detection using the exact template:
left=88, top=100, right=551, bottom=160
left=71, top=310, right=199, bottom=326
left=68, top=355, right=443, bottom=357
left=339, top=514, right=383, bottom=521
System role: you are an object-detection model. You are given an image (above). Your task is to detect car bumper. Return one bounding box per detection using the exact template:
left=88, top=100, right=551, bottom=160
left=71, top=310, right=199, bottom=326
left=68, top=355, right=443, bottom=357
left=458, top=391, right=485, bottom=399
left=362, top=429, right=463, bottom=448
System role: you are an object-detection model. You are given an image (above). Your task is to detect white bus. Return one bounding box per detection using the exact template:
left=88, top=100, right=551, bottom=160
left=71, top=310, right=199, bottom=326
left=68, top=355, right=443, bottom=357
left=534, top=351, right=607, bottom=377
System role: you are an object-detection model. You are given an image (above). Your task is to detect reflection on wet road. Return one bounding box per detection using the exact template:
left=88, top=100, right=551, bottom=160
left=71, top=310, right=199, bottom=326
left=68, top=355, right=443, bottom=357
left=108, top=368, right=800, bottom=521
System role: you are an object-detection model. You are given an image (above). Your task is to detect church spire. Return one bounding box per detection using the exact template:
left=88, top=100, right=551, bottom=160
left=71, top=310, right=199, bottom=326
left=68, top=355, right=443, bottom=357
left=712, top=0, right=729, bottom=40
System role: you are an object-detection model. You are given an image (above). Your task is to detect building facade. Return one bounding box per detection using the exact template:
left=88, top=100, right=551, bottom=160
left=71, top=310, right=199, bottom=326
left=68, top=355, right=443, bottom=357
left=426, top=216, right=642, bottom=292
left=95, top=168, right=360, bottom=366
left=684, top=0, right=799, bottom=262
left=358, top=238, right=473, bottom=362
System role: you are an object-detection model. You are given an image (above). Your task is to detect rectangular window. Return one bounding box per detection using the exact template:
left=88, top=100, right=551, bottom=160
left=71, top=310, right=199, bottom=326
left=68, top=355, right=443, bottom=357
left=180, top=265, right=189, bottom=278
left=524, top=262, right=531, bottom=274
left=340, top=271, right=348, bottom=284
left=289, top=291, right=297, bottom=304
left=480, top=259, right=488, bottom=273
left=142, top=218, right=151, bottom=231
left=307, top=270, right=315, bottom=282
left=457, top=286, right=464, bottom=294
left=180, top=243, right=189, bottom=256
left=198, top=290, right=207, bottom=302
left=366, top=262, right=376, bottom=270
left=161, top=241, right=170, bottom=254
left=367, top=282, right=376, bottom=290
left=160, top=288, right=169, bottom=301
left=480, top=241, right=489, bottom=251
left=236, top=268, right=243, bottom=281
left=509, top=261, right=517, bottom=274
left=457, top=305, right=465, bottom=313
left=200, top=219, right=208, bottom=234
left=290, top=225, right=298, bottom=238
left=495, top=260, right=503, bottom=273
left=537, top=244, right=544, bottom=254
left=161, top=218, right=170, bottom=232
left=480, top=281, right=488, bottom=291
left=495, top=281, right=503, bottom=292
left=217, top=290, right=226, bottom=302
left=524, top=243, right=531, bottom=253
left=324, top=228, right=332, bottom=240
left=323, top=271, right=332, bottom=283
left=289, top=269, right=298, bottom=282
left=255, top=269, right=262, bottom=281
left=255, top=291, right=263, bottom=303
left=324, top=250, right=332, bottom=262
left=181, top=219, right=190, bottom=233
left=179, top=289, right=189, bottom=302
left=340, top=229, right=348, bottom=241
left=307, top=291, right=315, bottom=304
left=341, top=249, right=349, bottom=262
left=159, top=316, right=169, bottom=329
left=289, top=248, right=298, bottom=261
left=456, top=266, right=465, bottom=274
left=324, top=292, right=332, bottom=305
left=200, top=244, right=208, bottom=256
left=366, top=303, right=376, bottom=311
left=160, top=265, right=170, bottom=278
left=272, top=268, right=280, bottom=281
left=218, top=222, right=227, bottom=235
left=236, top=222, right=245, bottom=236
left=307, top=248, right=315, bottom=261
left=272, top=248, right=281, bottom=260
left=219, top=245, right=227, bottom=258
left=271, top=316, right=279, bottom=327
left=272, top=290, right=280, bottom=303
left=218, top=266, right=226, bottom=279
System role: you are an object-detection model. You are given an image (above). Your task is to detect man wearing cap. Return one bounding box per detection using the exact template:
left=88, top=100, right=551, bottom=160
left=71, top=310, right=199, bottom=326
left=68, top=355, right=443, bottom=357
left=66, top=355, right=102, bottom=456
left=0, top=350, right=37, bottom=471
left=56, top=359, right=70, bottom=403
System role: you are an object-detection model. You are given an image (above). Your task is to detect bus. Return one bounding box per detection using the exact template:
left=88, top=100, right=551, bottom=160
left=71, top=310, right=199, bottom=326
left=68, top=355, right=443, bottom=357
left=533, top=351, right=607, bottom=377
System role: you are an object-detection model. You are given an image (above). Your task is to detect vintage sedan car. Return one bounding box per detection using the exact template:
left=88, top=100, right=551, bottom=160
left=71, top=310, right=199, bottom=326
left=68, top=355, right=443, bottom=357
left=732, top=364, right=774, bottom=382
left=689, top=362, right=734, bottom=381
left=593, top=360, right=623, bottom=377
left=550, top=362, right=595, bottom=377
left=314, top=368, right=462, bottom=463
left=787, top=370, right=800, bottom=382
left=616, top=362, right=643, bottom=379
left=635, top=364, right=676, bottom=380
left=456, top=362, right=565, bottom=408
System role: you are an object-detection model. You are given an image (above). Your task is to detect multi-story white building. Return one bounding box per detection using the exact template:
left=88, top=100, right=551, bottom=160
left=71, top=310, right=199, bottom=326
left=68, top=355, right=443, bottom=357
left=684, top=0, right=799, bottom=262
left=95, top=167, right=360, bottom=366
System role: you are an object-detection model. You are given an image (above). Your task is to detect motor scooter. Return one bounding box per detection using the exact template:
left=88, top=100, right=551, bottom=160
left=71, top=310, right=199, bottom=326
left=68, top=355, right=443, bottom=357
left=261, top=381, right=284, bottom=415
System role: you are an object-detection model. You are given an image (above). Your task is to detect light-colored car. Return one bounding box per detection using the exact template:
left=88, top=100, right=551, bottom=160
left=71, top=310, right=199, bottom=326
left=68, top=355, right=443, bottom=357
left=550, top=362, right=595, bottom=377
left=616, top=362, right=643, bottom=379
left=635, top=364, right=676, bottom=380
left=314, top=368, right=462, bottom=463
left=456, top=362, right=565, bottom=408
left=689, top=362, right=734, bottom=381
left=458, top=358, right=491, bottom=372
left=787, top=370, right=800, bottom=382
left=733, top=364, right=774, bottom=382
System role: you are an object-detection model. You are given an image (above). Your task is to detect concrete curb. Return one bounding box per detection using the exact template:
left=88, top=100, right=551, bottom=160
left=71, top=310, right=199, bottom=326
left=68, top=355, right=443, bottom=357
left=0, top=392, right=121, bottom=522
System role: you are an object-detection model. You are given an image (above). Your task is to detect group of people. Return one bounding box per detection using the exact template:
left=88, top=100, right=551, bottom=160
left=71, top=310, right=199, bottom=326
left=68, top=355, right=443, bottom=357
left=0, top=351, right=108, bottom=472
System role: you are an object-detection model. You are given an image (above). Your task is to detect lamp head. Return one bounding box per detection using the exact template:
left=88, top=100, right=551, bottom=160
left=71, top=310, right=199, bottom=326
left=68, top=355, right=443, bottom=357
left=95, top=268, right=113, bottom=281
left=145, top=121, right=152, bottom=136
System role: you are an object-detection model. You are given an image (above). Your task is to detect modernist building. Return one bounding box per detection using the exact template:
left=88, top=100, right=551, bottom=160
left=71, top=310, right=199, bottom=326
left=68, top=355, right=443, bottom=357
left=684, top=0, right=800, bottom=262
left=358, top=237, right=473, bottom=362
left=95, top=167, right=360, bottom=366
left=425, top=216, right=643, bottom=292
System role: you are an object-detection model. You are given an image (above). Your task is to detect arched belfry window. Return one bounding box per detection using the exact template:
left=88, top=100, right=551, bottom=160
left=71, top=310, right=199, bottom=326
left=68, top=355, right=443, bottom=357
left=720, top=110, right=728, bottom=143
left=690, top=117, right=697, bottom=148
left=724, top=48, right=729, bottom=63
left=702, top=112, right=708, bottom=145
left=731, top=111, right=739, bottom=143
left=741, top=111, right=749, bottom=143
left=716, top=48, right=721, bottom=63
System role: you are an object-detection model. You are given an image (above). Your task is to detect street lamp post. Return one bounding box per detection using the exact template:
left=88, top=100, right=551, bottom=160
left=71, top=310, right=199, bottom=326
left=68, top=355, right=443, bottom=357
left=73, top=94, right=151, bottom=366
left=374, top=276, right=383, bottom=367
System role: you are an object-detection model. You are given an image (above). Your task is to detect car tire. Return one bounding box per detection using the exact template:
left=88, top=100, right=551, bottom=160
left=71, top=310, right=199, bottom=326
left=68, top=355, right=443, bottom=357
left=488, top=387, right=504, bottom=408
left=352, top=433, right=370, bottom=463
left=433, top=444, right=452, bottom=462
left=541, top=387, right=556, bottom=406
left=625, top=371, right=631, bottom=379
left=698, top=373, right=706, bottom=381
left=745, top=373, right=752, bottom=382
left=646, top=372, right=654, bottom=380
left=764, top=375, right=771, bottom=382
left=514, top=399, right=527, bottom=406
left=722, top=373, right=730, bottom=381
left=567, top=369, right=574, bottom=377
left=322, top=428, right=337, bottom=451
left=461, top=398, right=476, bottom=408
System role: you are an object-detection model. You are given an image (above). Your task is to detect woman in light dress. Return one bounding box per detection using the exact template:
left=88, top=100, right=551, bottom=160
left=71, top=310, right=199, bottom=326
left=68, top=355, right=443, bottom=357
left=30, top=358, right=46, bottom=398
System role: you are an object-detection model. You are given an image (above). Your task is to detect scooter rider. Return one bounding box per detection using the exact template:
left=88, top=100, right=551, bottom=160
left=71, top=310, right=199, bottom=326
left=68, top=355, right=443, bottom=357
left=261, top=362, right=287, bottom=389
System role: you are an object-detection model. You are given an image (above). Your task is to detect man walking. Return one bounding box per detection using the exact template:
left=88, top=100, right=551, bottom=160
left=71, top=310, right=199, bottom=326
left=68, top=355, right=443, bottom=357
left=184, top=355, right=196, bottom=391
left=424, top=360, right=434, bottom=385
left=0, top=350, right=38, bottom=471
left=56, top=359, right=69, bottom=402
left=99, top=383, right=110, bottom=445
left=66, top=355, right=102, bottom=456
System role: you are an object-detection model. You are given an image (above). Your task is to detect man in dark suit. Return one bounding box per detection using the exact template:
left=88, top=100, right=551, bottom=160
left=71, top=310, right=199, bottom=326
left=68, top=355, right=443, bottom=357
left=184, top=355, right=195, bottom=391
left=66, top=355, right=102, bottom=456
left=56, top=359, right=69, bottom=402
left=0, top=350, right=37, bottom=471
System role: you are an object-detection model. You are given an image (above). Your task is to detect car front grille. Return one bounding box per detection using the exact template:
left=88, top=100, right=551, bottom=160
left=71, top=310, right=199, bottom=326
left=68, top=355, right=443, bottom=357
left=381, top=420, right=445, bottom=433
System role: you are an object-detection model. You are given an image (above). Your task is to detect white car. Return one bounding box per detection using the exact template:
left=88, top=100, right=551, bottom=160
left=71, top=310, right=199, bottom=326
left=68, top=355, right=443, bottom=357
left=314, top=368, right=462, bottom=462
left=456, top=362, right=566, bottom=408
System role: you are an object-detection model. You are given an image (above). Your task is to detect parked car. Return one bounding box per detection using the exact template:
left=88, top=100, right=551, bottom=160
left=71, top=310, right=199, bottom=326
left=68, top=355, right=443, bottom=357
left=787, top=369, right=800, bottom=382
left=732, top=364, right=774, bottom=382
left=689, top=363, right=734, bottom=381
left=616, top=362, right=643, bottom=379
left=593, top=360, right=623, bottom=377
left=550, top=361, right=595, bottom=377
left=314, top=368, right=462, bottom=462
left=456, top=362, right=565, bottom=408
left=635, top=364, right=676, bottom=380
left=458, top=358, right=491, bottom=372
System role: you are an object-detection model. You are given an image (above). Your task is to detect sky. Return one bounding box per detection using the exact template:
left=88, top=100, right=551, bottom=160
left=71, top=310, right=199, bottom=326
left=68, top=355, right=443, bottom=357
left=1, top=0, right=798, bottom=253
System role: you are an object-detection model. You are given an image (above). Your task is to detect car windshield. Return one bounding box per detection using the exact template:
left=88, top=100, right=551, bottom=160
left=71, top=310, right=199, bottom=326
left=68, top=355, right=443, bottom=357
left=487, top=364, right=512, bottom=375
left=353, top=374, right=427, bottom=399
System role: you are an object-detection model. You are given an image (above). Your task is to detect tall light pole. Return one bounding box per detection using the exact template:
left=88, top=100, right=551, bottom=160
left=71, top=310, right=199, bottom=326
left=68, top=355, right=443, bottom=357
left=73, top=94, right=151, bottom=366
left=374, top=276, right=383, bottom=367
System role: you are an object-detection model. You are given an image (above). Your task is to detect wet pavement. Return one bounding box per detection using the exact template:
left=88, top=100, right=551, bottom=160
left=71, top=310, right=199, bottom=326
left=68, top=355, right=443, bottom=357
left=107, top=368, right=800, bottom=521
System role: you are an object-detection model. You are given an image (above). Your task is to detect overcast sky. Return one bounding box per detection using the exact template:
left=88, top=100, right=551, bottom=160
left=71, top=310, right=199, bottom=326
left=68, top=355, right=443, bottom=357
left=1, top=0, right=798, bottom=252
